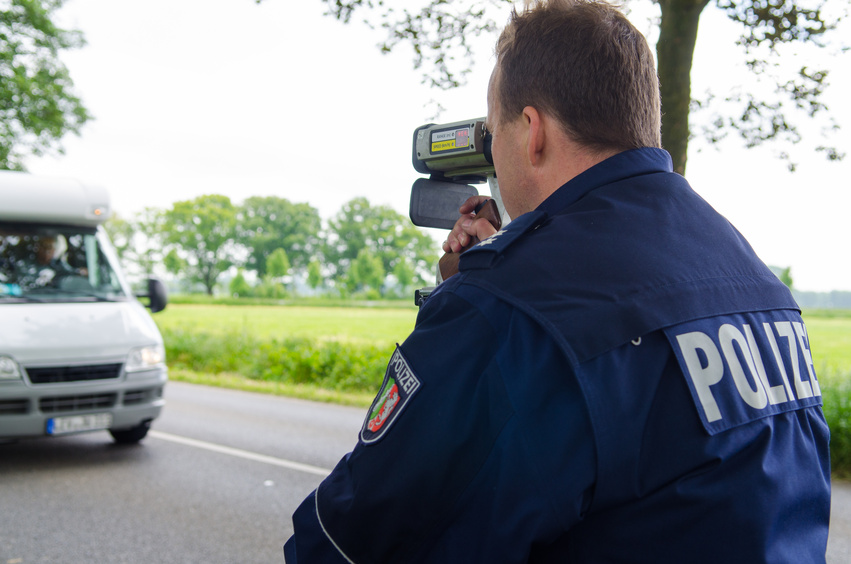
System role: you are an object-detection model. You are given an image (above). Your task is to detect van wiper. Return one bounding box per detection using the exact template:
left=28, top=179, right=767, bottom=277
left=13, top=288, right=118, bottom=302
left=0, top=295, right=49, bottom=303
left=44, top=289, right=117, bottom=302
left=66, top=291, right=117, bottom=302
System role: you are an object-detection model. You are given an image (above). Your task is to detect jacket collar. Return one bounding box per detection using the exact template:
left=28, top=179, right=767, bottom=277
left=536, top=148, right=674, bottom=216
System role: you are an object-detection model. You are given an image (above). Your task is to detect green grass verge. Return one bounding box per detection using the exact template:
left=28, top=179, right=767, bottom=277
left=155, top=304, right=416, bottom=345
left=156, top=303, right=411, bottom=407
left=167, top=293, right=419, bottom=310
left=168, top=369, right=374, bottom=407
left=163, top=328, right=394, bottom=389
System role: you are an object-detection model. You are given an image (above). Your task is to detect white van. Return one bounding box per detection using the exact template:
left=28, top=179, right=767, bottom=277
left=0, top=171, right=167, bottom=443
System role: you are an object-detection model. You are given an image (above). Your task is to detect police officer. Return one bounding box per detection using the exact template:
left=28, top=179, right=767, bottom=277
left=284, top=0, right=831, bottom=561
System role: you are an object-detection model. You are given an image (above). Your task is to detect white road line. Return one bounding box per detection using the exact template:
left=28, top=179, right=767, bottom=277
left=149, top=430, right=332, bottom=477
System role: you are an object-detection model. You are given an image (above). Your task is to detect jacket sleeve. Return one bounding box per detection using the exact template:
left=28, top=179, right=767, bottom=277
left=284, top=287, right=596, bottom=563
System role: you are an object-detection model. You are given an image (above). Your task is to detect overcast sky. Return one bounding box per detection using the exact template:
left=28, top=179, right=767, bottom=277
left=25, top=0, right=851, bottom=292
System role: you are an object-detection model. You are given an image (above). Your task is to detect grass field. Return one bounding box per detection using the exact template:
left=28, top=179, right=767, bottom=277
left=155, top=305, right=849, bottom=372
left=154, top=304, right=418, bottom=346
left=802, top=313, right=851, bottom=373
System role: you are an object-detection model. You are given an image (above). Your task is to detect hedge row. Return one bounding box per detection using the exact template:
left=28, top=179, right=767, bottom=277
left=821, top=371, right=851, bottom=478
left=162, top=327, right=392, bottom=393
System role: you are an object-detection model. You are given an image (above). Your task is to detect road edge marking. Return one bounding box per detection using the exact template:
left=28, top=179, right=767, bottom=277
left=149, top=430, right=332, bottom=477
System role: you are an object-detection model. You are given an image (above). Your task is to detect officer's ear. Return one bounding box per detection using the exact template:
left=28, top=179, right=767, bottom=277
left=523, top=106, right=545, bottom=167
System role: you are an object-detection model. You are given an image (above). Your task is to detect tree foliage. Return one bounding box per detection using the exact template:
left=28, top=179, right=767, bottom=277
left=104, top=207, right=166, bottom=281
left=779, top=266, right=794, bottom=289
left=123, top=194, right=439, bottom=297
left=325, top=196, right=437, bottom=288
left=316, top=0, right=845, bottom=174
left=238, top=196, right=322, bottom=277
left=348, top=247, right=386, bottom=294
left=685, top=0, right=844, bottom=172
left=229, top=269, right=252, bottom=297
left=266, top=247, right=291, bottom=280
left=307, top=259, right=323, bottom=290
left=0, top=0, right=91, bottom=170
left=393, top=257, right=416, bottom=293
left=162, top=194, right=241, bottom=295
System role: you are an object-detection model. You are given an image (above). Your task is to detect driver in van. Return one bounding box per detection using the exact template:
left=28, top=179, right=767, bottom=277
left=35, top=235, right=87, bottom=278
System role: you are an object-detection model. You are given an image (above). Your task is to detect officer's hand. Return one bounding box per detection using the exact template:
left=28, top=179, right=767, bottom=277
left=442, top=196, right=499, bottom=254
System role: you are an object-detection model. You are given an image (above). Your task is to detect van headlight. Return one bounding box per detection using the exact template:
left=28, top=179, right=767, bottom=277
left=0, top=356, right=22, bottom=381
left=126, top=344, right=166, bottom=373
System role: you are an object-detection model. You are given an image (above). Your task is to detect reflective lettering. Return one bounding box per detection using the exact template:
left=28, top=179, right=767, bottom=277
left=743, top=324, right=788, bottom=405
left=775, top=322, right=813, bottom=399
left=718, top=324, right=768, bottom=409
left=793, top=322, right=821, bottom=396
left=763, top=322, right=796, bottom=401
left=676, top=331, right=724, bottom=422
left=670, top=315, right=822, bottom=434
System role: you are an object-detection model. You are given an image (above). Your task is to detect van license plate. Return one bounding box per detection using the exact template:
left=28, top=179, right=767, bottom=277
left=46, top=413, right=113, bottom=435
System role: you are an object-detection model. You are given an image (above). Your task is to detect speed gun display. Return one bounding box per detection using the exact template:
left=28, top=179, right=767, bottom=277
left=412, top=118, right=494, bottom=182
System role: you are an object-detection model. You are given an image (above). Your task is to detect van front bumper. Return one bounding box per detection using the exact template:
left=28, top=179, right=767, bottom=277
left=0, top=366, right=167, bottom=439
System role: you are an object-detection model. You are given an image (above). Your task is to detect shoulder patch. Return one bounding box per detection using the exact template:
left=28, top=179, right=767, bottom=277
left=360, top=345, right=421, bottom=444
left=665, top=311, right=822, bottom=435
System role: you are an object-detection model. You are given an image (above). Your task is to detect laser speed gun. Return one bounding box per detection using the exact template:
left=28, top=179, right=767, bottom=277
left=410, top=118, right=504, bottom=230
left=410, top=118, right=509, bottom=304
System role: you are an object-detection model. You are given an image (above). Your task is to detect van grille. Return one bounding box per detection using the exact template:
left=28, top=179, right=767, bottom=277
left=26, top=363, right=123, bottom=384
left=0, top=399, right=29, bottom=415
left=39, top=393, right=117, bottom=414
left=123, top=388, right=162, bottom=406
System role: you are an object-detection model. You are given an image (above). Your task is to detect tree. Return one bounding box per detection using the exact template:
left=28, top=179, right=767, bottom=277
left=768, top=264, right=794, bottom=289
left=348, top=247, right=386, bottom=295
left=392, top=257, right=417, bottom=297
left=0, top=0, right=91, bottom=170
left=162, top=194, right=241, bottom=295
left=307, top=259, right=324, bottom=290
left=317, top=0, right=844, bottom=174
left=266, top=247, right=291, bottom=280
left=778, top=266, right=794, bottom=289
left=238, top=196, right=321, bottom=278
left=229, top=269, right=252, bottom=297
left=104, top=207, right=167, bottom=282
left=265, top=247, right=291, bottom=294
left=325, top=197, right=437, bottom=288
left=103, top=214, right=134, bottom=263
left=163, top=248, right=187, bottom=277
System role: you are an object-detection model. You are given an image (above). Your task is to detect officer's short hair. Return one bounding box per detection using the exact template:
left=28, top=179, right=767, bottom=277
left=495, top=0, right=662, bottom=152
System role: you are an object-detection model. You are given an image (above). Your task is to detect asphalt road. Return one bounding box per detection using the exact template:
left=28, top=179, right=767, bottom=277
left=0, top=382, right=365, bottom=563
left=1, top=381, right=849, bottom=563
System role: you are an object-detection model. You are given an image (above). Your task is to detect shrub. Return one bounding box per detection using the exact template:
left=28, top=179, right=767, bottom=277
left=162, top=327, right=392, bottom=394
left=820, top=368, right=851, bottom=478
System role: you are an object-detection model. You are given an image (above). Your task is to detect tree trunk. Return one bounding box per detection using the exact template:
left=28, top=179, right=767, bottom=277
left=656, top=0, right=710, bottom=175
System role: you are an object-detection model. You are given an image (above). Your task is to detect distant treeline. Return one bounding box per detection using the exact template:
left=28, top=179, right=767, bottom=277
left=794, top=291, right=851, bottom=309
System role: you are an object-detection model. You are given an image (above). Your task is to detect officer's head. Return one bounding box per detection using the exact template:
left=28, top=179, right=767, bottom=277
left=492, top=0, right=661, bottom=154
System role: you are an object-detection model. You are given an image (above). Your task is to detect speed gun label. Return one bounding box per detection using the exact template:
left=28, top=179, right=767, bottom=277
left=666, top=312, right=822, bottom=435
left=431, top=128, right=470, bottom=153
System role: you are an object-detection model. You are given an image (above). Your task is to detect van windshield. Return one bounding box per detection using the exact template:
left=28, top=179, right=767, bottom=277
left=0, top=224, right=129, bottom=302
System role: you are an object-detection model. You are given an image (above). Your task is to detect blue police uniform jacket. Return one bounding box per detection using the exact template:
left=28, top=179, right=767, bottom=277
left=285, top=148, right=831, bottom=563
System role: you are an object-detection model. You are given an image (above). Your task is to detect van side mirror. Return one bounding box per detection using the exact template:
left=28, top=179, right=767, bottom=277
left=138, top=278, right=168, bottom=313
